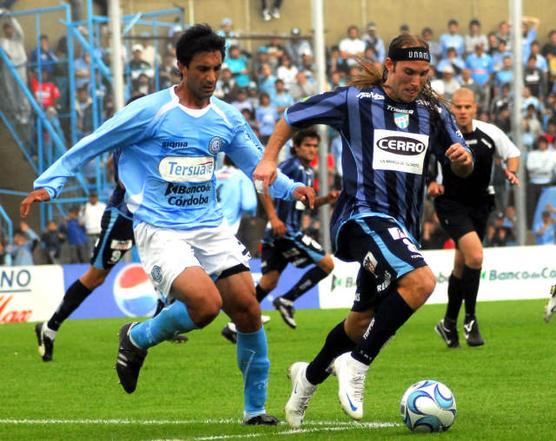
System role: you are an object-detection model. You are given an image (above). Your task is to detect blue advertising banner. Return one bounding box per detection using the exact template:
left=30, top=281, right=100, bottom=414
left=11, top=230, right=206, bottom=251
left=64, top=259, right=321, bottom=320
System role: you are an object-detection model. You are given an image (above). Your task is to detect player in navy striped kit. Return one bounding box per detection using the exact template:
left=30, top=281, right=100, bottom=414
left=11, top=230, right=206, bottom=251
left=253, top=33, right=474, bottom=426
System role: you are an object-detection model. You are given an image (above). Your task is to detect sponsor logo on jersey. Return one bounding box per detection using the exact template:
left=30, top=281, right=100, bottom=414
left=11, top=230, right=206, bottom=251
left=386, top=104, right=414, bottom=114
left=162, top=139, right=189, bottom=150
left=208, top=136, right=222, bottom=155
left=363, top=251, right=378, bottom=274
left=377, top=136, right=426, bottom=155
left=110, top=240, right=133, bottom=251
left=394, top=112, right=410, bottom=129
left=164, top=183, right=211, bottom=196
left=164, top=183, right=211, bottom=207
left=373, top=129, right=429, bottom=175
left=357, top=91, right=385, bottom=100
left=159, top=156, right=214, bottom=183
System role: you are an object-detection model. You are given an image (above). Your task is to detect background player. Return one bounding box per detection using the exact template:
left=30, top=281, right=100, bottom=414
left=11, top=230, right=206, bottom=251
left=21, top=24, right=314, bottom=426
left=429, top=87, right=520, bottom=347
left=253, top=33, right=473, bottom=427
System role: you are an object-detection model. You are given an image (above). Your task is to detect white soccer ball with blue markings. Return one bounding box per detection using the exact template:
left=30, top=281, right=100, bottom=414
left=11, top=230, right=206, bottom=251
left=400, top=380, right=456, bottom=432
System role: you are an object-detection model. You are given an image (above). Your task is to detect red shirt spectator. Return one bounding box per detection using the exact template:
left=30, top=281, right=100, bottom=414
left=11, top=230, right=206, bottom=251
left=30, top=74, right=60, bottom=109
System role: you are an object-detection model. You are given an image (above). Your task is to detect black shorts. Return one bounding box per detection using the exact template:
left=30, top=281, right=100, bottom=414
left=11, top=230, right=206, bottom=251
left=336, top=217, right=427, bottom=312
left=434, top=195, right=494, bottom=242
left=90, top=207, right=135, bottom=270
left=261, top=232, right=325, bottom=274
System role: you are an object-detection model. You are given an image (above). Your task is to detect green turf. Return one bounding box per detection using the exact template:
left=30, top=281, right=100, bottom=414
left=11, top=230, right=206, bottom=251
left=0, top=299, right=554, bottom=440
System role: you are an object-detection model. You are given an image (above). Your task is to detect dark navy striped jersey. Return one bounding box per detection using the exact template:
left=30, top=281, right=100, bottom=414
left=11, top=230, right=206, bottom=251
left=284, top=85, right=469, bottom=247
left=437, top=119, right=520, bottom=206
left=107, top=148, right=132, bottom=218
left=263, top=155, right=314, bottom=242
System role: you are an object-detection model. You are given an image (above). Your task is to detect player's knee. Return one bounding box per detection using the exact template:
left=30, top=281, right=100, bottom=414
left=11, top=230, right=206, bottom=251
left=193, top=297, right=222, bottom=327
left=345, top=313, right=372, bottom=342
left=464, top=251, right=483, bottom=269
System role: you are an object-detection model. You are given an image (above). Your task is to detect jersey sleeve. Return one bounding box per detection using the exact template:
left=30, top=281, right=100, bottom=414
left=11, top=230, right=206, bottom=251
left=478, top=120, right=521, bottom=160
left=432, top=104, right=473, bottom=164
left=239, top=172, right=257, bottom=216
left=225, top=120, right=302, bottom=200
left=284, top=88, right=349, bottom=130
left=34, top=99, right=156, bottom=198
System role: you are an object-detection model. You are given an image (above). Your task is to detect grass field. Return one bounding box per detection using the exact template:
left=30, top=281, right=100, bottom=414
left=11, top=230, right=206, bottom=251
left=1, top=299, right=554, bottom=441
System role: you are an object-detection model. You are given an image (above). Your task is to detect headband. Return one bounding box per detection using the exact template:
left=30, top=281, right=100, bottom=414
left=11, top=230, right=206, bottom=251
left=388, top=46, right=430, bottom=62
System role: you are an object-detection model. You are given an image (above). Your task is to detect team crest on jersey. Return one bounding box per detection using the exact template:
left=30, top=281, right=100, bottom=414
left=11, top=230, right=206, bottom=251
left=208, top=137, right=222, bottom=155
left=394, top=112, right=409, bottom=129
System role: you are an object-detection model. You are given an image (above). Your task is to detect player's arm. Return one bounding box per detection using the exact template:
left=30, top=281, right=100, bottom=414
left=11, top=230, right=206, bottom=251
left=487, top=121, right=521, bottom=186
left=436, top=106, right=474, bottom=178
left=314, top=189, right=339, bottom=208
left=445, top=143, right=473, bottom=177
left=260, top=190, right=287, bottom=238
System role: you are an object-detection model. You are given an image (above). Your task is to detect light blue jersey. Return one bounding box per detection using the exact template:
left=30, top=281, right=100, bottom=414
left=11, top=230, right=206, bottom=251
left=215, top=165, right=257, bottom=230
left=35, top=87, right=301, bottom=230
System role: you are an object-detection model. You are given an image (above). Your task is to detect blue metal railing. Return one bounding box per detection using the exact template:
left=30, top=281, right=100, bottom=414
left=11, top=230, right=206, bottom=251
left=0, top=204, right=14, bottom=266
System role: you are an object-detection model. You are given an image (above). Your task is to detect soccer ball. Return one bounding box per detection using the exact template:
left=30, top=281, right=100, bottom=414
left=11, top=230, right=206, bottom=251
left=400, top=380, right=457, bottom=432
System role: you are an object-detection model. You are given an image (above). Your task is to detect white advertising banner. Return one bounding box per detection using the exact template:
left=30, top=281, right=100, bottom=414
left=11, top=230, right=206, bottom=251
left=0, top=265, right=65, bottom=323
left=318, top=245, right=556, bottom=309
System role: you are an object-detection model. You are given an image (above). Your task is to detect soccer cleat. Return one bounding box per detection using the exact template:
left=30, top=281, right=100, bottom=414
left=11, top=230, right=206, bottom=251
left=434, top=319, right=460, bottom=348
left=271, top=7, right=281, bottom=19
left=262, top=9, right=272, bottom=21
left=463, top=317, right=485, bottom=346
left=115, top=323, right=148, bottom=393
left=333, top=352, right=367, bottom=420
left=243, top=413, right=279, bottom=425
left=273, top=297, right=297, bottom=329
left=168, top=333, right=189, bottom=344
left=221, top=322, right=238, bottom=344
left=35, top=322, right=54, bottom=362
left=544, top=285, right=556, bottom=322
left=285, top=362, right=317, bottom=428
left=261, top=314, right=271, bottom=325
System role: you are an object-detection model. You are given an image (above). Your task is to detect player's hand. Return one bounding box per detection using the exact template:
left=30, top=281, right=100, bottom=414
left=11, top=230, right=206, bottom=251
left=445, top=143, right=473, bottom=176
left=427, top=181, right=444, bottom=197
left=504, top=169, right=520, bottom=186
left=327, top=189, right=340, bottom=204
left=20, top=188, right=51, bottom=218
left=292, top=185, right=315, bottom=210
left=270, top=217, right=287, bottom=238
left=253, top=158, right=278, bottom=191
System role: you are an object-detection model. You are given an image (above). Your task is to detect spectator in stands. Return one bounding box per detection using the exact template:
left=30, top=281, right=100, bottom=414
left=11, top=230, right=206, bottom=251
left=74, top=51, right=91, bottom=90
left=214, top=64, right=235, bottom=101
left=492, top=38, right=511, bottom=72
left=362, top=22, right=385, bottom=63
left=8, top=222, right=39, bottom=266
left=264, top=36, right=286, bottom=72
left=261, top=0, right=282, bottom=21
left=231, top=87, right=253, bottom=113
left=339, top=25, right=366, bottom=68
left=276, top=54, right=298, bottom=90
left=494, top=55, right=513, bottom=92
left=460, top=68, right=483, bottom=104
left=542, top=29, right=556, bottom=60
left=79, top=191, right=106, bottom=258
left=40, top=220, right=65, bottom=264
left=522, top=86, right=543, bottom=116
left=240, top=108, right=259, bottom=136
left=521, top=16, right=540, bottom=64
left=0, top=239, right=8, bottom=266
left=421, top=211, right=452, bottom=250
left=30, top=34, right=58, bottom=76
left=486, top=213, right=512, bottom=247
left=257, top=62, right=277, bottom=96
left=30, top=69, right=60, bottom=111
left=526, top=135, right=556, bottom=227
left=533, top=209, right=556, bottom=245
left=246, top=81, right=260, bottom=109
left=59, top=207, right=88, bottom=263
left=284, top=27, right=312, bottom=69
left=524, top=54, right=547, bottom=99
left=465, top=19, right=488, bottom=56
left=255, top=92, right=279, bottom=145
left=437, top=47, right=465, bottom=77
left=289, top=70, right=316, bottom=101
left=133, top=72, right=154, bottom=96
left=0, top=14, right=31, bottom=124
left=523, top=104, right=543, bottom=148
left=491, top=83, right=512, bottom=115
left=440, top=19, right=465, bottom=58
left=128, top=44, right=153, bottom=91
left=327, top=45, right=349, bottom=76
left=159, top=52, right=180, bottom=89
left=227, top=45, right=250, bottom=88
left=439, top=65, right=460, bottom=100
left=543, top=118, right=556, bottom=145
left=465, top=42, right=494, bottom=87
left=496, top=21, right=511, bottom=50
left=75, top=85, right=93, bottom=139
left=502, top=206, right=518, bottom=244
left=271, top=78, right=293, bottom=116
left=530, top=41, right=548, bottom=74
left=421, top=27, right=441, bottom=65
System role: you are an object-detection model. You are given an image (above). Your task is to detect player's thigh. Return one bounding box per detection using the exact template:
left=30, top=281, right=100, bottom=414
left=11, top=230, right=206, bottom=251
left=397, top=266, right=436, bottom=309
left=90, top=209, right=134, bottom=270
left=171, top=266, right=222, bottom=320
left=345, top=309, right=374, bottom=343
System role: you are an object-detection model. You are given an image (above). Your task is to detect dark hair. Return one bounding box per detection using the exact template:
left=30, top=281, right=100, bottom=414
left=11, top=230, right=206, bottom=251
left=175, top=24, right=225, bottom=67
left=291, top=127, right=320, bottom=154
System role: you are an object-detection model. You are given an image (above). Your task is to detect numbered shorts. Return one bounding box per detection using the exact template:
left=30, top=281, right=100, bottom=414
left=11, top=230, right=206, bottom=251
left=90, top=207, right=134, bottom=270
left=134, top=221, right=251, bottom=298
left=434, top=195, right=494, bottom=242
left=335, top=217, right=428, bottom=312
left=261, top=232, right=326, bottom=274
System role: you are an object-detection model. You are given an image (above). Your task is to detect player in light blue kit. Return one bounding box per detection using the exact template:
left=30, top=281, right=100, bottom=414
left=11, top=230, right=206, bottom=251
left=21, top=24, right=314, bottom=426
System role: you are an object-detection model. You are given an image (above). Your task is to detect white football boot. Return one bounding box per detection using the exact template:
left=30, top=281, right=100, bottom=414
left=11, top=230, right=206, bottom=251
left=285, top=362, right=317, bottom=428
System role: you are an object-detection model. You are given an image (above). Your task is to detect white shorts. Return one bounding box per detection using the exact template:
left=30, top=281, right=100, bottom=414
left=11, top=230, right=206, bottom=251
left=134, top=221, right=251, bottom=298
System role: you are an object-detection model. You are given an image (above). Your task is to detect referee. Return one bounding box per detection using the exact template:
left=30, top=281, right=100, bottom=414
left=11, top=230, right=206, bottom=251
left=430, top=87, right=520, bottom=348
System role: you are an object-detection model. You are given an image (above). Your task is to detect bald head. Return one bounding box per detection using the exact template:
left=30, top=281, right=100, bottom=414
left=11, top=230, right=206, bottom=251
left=452, top=87, right=476, bottom=103
left=451, top=87, right=477, bottom=132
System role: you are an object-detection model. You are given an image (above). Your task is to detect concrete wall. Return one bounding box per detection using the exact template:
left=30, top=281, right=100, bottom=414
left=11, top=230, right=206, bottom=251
left=7, top=0, right=556, bottom=54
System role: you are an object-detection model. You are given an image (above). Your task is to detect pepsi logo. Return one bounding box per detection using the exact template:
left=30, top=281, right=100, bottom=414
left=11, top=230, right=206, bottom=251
left=113, top=264, right=158, bottom=317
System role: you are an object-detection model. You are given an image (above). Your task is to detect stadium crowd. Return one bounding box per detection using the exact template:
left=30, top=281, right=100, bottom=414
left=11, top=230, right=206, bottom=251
left=3, top=11, right=556, bottom=266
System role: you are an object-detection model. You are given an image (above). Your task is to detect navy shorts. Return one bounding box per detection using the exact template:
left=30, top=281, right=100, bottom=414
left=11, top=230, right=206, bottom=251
left=90, top=207, right=135, bottom=270
left=261, top=232, right=325, bottom=274
left=434, top=195, right=494, bottom=242
left=335, top=217, right=427, bottom=312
